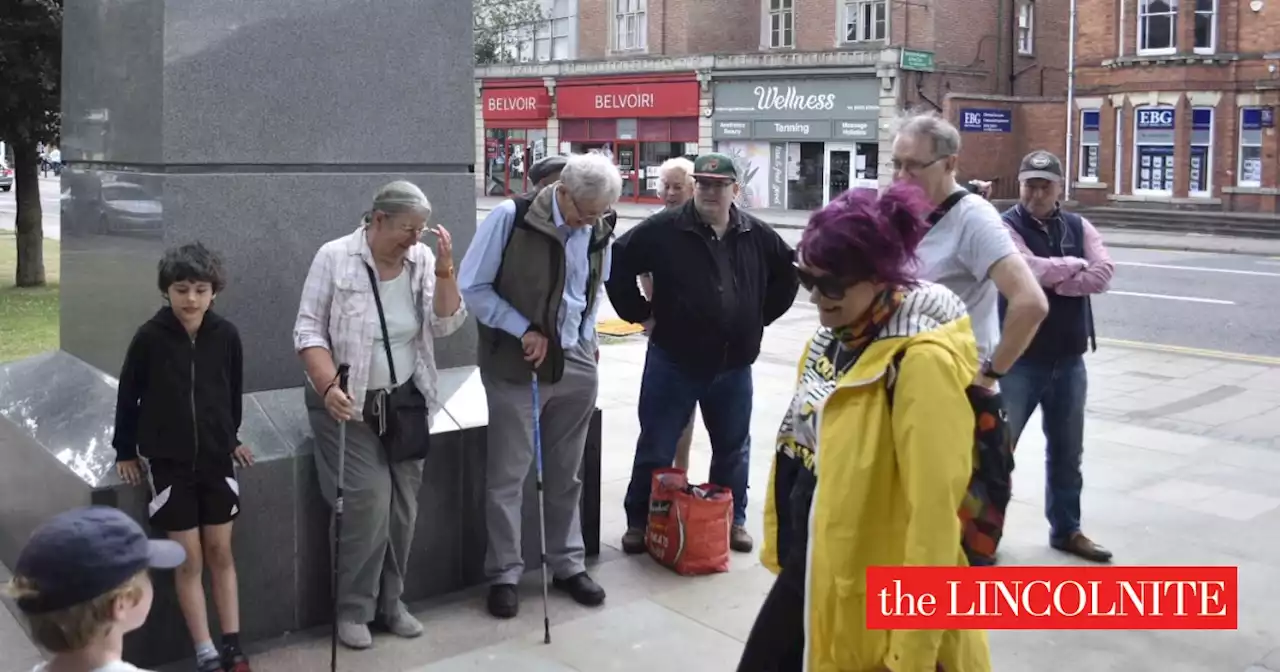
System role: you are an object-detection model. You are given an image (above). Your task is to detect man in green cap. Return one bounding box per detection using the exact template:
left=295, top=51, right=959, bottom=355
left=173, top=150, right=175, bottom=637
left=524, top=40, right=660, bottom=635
left=605, top=152, right=799, bottom=555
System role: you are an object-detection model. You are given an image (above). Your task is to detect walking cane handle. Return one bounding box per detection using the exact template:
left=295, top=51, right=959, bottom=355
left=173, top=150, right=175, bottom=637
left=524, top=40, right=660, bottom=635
left=337, top=363, right=350, bottom=394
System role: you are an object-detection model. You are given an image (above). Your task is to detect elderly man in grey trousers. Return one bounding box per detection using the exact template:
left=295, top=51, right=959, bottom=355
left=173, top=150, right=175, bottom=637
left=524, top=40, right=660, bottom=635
left=458, top=152, right=620, bottom=619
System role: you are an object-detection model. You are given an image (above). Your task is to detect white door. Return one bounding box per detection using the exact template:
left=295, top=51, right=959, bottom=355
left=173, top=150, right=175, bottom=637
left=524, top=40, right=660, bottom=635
left=823, top=143, right=856, bottom=204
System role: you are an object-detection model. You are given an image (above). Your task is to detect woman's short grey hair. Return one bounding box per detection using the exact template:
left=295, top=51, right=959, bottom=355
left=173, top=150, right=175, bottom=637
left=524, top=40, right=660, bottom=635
left=892, top=109, right=963, bottom=158
left=657, top=157, right=695, bottom=188
left=560, top=153, right=623, bottom=206
left=364, top=180, right=432, bottom=225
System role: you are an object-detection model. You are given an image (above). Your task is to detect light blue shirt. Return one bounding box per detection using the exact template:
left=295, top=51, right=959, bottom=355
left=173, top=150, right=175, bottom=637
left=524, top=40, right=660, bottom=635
left=458, top=193, right=612, bottom=349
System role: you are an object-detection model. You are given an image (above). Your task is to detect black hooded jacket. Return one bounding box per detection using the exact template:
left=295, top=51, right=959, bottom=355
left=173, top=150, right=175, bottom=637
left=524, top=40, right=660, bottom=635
left=111, top=307, right=244, bottom=464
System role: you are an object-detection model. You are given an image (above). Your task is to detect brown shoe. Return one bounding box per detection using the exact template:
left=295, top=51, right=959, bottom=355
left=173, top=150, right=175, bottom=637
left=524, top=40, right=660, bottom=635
left=730, top=526, right=754, bottom=553
left=1051, top=532, right=1113, bottom=563
left=621, top=527, right=646, bottom=555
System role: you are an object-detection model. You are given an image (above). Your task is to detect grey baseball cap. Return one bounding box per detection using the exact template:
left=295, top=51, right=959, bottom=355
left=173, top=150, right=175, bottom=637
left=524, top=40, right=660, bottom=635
left=528, top=155, right=567, bottom=184
left=1018, top=150, right=1064, bottom=182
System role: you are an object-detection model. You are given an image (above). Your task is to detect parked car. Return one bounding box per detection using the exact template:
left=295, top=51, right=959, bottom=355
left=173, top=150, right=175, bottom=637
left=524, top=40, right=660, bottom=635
left=0, top=164, right=13, bottom=191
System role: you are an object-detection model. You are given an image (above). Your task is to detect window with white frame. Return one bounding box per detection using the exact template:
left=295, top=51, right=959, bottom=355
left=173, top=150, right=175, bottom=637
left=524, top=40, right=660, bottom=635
left=1079, top=110, right=1100, bottom=181
left=1017, top=2, right=1035, bottom=54
left=844, top=0, right=887, bottom=42
left=766, top=0, right=794, bottom=48
left=1194, top=0, right=1216, bottom=52
left=613, top=0, right=647, bottom=52
left=1138, top=0, right=1177, bottom=54
left=519, top=0, right=574, bottom=62
left=1189, top=107, right=1213, bottom=195
left=1238, top=108, right=1266, bottom=187
left=1133, top=106, right=1176, bottom=193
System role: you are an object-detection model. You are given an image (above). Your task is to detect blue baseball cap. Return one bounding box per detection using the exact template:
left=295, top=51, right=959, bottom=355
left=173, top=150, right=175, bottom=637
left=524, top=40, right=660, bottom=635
left=14, top=506, right=185, bottom=614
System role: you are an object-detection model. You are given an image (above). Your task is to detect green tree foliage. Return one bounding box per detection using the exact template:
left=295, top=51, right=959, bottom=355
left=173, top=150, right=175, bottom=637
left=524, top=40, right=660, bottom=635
left=0, top=0, right=61, bottom=287
left=475, top=0, right=546, bottom=66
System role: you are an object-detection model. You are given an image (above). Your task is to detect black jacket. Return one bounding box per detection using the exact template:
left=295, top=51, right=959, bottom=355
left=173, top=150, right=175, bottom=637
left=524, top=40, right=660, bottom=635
left=606, top=201, right=799, bottom=377
left=111, top=308, right=244, bottom=464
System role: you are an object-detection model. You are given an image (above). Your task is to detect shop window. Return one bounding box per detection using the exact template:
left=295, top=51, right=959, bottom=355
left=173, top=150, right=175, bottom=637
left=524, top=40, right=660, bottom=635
left=560, top=119, right=589, bottom=142
left=1079, top=110, right=1100, bottom=181
left=788, top=143, right=827, bottom=211
left=765, top=0, right=794, bottom=48
left=1138, top=0, right=1176, bottom=55
left=670, top=118, right=699, bottom=142
left=1194, top=0, right=1215, bottom=53
left=1238, top=108, right=1265, bottom=187
left=1017, top=2, right=1034, bottom=55
left=1133, top=106, right=1175, bottom=193
left=588, top=119, right=618, bottom=142
left=637, top=119, right=670, bottom=141
left=612, top=0, right=647, bottom=52
left=1190, top=107, right=1212, bottom=195
left=843, top=0, right=886, bottom=43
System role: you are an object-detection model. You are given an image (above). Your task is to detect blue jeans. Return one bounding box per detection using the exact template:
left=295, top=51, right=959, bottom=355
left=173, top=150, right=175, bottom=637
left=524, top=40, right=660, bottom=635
left=624, top=342, right=752, bottom=528
left=999, top=355, right=1088, bottom=543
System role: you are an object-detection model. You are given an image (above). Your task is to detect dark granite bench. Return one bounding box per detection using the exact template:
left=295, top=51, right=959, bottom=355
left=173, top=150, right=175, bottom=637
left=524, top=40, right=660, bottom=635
left=0, top=352, right=602, bottom=668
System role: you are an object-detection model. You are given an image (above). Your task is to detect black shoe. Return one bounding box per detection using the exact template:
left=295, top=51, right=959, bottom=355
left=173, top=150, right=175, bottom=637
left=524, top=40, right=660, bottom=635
left=1051, top=532, right=1113, bottom=563
left=552, top=572, right=606, bottom=607
left=621, top=528, right=646, bottom=555
left=487, top=583, right=519, bottom=619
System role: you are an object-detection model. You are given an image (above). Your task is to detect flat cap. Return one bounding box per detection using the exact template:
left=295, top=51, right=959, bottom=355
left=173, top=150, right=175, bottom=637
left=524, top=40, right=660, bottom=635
left=528, top=155, right=568, bottom=184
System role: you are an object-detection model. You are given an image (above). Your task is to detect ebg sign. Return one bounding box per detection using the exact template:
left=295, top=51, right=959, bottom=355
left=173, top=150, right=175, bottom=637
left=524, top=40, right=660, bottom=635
left=1137, top=108, right=1175, bottom=129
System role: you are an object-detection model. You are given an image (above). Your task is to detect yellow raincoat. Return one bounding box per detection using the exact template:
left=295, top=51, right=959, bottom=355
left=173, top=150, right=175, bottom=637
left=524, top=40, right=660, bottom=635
left=761, top=300, right=992, bottom=672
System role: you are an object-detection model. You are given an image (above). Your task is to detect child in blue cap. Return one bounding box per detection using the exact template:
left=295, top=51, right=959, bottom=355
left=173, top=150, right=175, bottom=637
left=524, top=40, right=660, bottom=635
left=5, top=506, right=186, bottom=672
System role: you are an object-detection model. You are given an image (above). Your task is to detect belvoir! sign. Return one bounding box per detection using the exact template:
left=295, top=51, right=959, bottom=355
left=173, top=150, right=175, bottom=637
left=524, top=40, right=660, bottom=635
left=711, top=78, right=880, bottom=141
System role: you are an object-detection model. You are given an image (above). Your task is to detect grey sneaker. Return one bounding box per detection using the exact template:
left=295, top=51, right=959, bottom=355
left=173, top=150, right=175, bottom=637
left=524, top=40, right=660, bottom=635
left=338, top=621, right=372, bottom=649
left=380, top=602, right=424, bottom=638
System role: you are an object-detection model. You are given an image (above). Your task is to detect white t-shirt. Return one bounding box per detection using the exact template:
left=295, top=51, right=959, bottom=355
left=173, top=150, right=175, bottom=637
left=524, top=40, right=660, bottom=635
left=914, top=192, right=1018, bottom=362
left=367, top=270, right=418, bottom=391
left=32, top=662, right=151, bottom=672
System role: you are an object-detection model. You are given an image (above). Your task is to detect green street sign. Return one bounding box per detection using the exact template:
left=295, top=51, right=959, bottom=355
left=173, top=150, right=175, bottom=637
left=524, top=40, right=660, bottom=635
left=900, top=49, right=935, bottom=72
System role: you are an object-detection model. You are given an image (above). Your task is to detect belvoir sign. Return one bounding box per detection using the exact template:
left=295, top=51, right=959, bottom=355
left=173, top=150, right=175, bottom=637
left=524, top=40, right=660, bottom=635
left=712, top=78, right=881, bottom=141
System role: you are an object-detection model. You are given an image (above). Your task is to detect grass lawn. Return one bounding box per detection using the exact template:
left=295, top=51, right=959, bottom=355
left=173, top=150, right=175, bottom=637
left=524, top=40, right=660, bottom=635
left=0, top=231, right=60, bottom=364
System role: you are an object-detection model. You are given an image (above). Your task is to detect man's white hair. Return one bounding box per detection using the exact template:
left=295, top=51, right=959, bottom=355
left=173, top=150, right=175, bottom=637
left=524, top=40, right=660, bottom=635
left=560, top=152, right=623, bottom=206
left=891, top=109, right=963, bottom=158
left=657, top=157, right=694, bottom=188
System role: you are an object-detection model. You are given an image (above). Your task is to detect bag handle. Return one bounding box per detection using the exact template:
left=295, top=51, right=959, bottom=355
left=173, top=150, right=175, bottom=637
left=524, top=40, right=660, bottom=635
left=364, top=263, right=398, bottom=386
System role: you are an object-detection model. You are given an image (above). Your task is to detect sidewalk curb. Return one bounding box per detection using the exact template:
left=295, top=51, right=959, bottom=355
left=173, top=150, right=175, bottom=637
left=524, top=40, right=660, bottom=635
left=477, top=207, right=1278, bottom=256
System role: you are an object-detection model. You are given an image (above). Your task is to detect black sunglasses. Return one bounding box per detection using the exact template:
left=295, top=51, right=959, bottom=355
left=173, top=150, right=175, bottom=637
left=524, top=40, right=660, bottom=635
left=796, top=264, right=856, bottom=300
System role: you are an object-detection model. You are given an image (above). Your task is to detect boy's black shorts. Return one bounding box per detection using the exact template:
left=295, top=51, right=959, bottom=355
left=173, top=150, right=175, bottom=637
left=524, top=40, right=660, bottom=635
left=145, top=455, right=240, bottom=532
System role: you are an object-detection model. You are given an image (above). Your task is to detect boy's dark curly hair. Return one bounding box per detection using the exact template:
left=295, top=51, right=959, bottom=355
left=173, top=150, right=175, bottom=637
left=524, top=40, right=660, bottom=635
left=157, top=242, right=227, bottom=294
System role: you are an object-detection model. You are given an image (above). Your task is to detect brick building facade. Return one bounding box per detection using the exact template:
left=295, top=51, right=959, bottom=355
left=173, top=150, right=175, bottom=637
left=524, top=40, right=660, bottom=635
left=476, top=0, right=1070, bottom=210
left=1070, top=0, right=1280, bottom=212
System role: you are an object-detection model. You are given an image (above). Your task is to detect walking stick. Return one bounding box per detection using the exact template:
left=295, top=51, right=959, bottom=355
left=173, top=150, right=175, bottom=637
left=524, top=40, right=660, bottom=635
left=531, top=371, right=552, bottom=644
left=331, top=363, right=350, bottom=672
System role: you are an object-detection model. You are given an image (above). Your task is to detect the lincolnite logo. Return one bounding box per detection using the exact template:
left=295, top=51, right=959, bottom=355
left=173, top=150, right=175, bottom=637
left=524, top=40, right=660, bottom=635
left=704, top=158, right=720, bottom=170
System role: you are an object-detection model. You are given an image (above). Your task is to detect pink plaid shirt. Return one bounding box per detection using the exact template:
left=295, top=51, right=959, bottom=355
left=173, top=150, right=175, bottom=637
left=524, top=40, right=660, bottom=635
left=292, top=225, right=467, bottom=420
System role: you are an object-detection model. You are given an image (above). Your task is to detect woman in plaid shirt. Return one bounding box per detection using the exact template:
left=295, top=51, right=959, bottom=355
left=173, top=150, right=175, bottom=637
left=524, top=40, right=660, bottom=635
left=292, top=181, right=466, bottom=650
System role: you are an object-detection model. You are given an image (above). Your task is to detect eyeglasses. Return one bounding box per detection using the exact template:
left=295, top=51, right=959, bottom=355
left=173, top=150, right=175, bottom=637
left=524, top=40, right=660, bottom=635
left=796, top=264, right=857, bottom=301
left=374, top=211, right=433, bottom=236
left=891, top=156, right=945, bottom=174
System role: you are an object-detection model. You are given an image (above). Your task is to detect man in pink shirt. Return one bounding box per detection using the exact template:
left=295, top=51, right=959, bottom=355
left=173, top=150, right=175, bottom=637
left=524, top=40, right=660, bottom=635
left=998, top=150, right=1115, bottom=563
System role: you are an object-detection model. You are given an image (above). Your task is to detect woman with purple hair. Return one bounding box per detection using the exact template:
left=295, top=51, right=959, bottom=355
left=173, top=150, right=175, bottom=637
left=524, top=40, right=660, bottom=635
left=742, top=184, right=991, bottom=671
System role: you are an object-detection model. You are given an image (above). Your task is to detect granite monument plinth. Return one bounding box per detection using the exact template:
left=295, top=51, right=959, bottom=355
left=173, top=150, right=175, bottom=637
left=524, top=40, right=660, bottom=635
left=0, top=354, right=603, bottom=668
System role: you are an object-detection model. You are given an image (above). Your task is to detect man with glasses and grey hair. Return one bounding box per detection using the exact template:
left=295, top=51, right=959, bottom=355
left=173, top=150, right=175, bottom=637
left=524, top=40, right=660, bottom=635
left=294, top=180, right=467, bottom=649
left=607, top=152, right=799, bottom=557
left=891, top=110, right=1048, bottom=566
left=458, top=152, right=618, bottom=620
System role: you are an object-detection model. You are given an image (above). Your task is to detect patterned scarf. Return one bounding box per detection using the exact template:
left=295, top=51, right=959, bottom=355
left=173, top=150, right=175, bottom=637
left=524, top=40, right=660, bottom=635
left=831, top=287, right=906, bottom=351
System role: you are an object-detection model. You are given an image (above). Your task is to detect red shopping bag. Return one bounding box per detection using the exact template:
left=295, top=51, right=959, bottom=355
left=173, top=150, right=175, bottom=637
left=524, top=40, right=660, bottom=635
left=645, top=468, right=733, bottom=576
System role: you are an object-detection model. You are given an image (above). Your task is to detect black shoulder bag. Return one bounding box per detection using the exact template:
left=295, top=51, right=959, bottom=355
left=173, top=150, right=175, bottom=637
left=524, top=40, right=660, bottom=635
left=363, top=263, right=430, bottom=462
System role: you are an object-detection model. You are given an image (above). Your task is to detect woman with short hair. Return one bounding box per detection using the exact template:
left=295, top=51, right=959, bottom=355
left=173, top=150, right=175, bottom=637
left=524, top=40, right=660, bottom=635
left=741, top=184, right=991, bottom=671
left=292, top=180, right=466, bottom=650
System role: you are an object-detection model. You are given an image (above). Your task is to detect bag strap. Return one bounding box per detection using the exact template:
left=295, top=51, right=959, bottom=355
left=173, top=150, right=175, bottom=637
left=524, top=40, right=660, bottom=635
left=492, top=196, right=535, bottom=292
left=884, top=350, right=907, bottom=409
left=364, top=263, right=398, bottom=386
left=928, top=190, right=970, bottom=226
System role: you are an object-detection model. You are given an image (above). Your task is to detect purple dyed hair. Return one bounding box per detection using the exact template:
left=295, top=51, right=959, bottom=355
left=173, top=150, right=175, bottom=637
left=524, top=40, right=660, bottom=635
left=797, top=182, right=934, bottom=287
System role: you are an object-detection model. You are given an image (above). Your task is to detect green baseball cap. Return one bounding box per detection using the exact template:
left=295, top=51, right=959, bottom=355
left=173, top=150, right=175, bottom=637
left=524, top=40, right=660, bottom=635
left=692, top=153, right=738, bottom=181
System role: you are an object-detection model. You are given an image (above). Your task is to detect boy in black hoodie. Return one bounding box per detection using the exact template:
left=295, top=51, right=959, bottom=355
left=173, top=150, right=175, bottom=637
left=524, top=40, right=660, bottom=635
left=112, top=243, right=255, bottom=672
